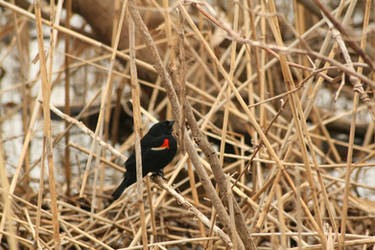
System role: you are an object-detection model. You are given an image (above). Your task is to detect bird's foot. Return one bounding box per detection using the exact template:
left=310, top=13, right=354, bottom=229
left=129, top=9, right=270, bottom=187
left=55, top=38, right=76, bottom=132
left=151, top=170, right=167, bottom=181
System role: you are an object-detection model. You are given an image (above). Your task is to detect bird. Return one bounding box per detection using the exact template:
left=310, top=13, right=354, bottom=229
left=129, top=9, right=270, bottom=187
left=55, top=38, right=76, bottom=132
left=112, top=120, right=177, bottom=201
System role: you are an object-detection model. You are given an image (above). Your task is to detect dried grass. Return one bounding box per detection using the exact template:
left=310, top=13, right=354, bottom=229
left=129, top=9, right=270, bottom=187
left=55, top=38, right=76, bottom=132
left=1, top=0, right=375, bottom=249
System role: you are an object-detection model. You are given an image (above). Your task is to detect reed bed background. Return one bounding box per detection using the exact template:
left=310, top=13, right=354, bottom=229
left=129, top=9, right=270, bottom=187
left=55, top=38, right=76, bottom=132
left=1, top=0, right=375, bottom=249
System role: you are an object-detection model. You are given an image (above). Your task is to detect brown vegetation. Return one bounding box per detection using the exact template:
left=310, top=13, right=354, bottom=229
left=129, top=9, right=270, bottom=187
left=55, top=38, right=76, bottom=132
left=1, top=0, right=375, bottom=249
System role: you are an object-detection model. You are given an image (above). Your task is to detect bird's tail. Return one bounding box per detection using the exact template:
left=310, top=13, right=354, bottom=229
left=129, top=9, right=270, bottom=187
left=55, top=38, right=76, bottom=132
left=112, top=176, right=131, bottom=201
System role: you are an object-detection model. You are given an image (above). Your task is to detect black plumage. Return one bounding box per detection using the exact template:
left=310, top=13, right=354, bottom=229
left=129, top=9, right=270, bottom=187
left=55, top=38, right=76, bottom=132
left=112, top=120, right=177, bottom=201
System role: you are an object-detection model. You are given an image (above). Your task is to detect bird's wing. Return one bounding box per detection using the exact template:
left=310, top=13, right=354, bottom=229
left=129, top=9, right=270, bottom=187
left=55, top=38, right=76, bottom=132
left=139, top=133, right=155, bottom=148
left=148, top=136, right=172, bottom=151
left=124, top=136, right=171, bottom=170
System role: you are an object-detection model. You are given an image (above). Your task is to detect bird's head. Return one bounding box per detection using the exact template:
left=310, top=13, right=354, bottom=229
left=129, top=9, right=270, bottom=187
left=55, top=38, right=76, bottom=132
left=148, top=120, right=175, bottom=136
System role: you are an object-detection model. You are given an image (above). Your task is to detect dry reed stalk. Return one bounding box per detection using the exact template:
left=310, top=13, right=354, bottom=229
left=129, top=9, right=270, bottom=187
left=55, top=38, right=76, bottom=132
left=128, top=3, right=148, bottom=248
left=64, top=0, right=72, bottom=197
left=0, top=134, right=18, bottom=249
left=34, top=0, right=60, bottom=247
left=177, top=7, right=206, bottom=243
left=99, top=0, right=122, bottom=212
left=10, top=0, right=31, bottom=190
left=178, top=4, right=252, bottom=248
left=223, top=3, right=240, bottom=248
left=176, top=8, right=186, bottom=154
left=1, top=0, right=375, bottom=249
left=246, top=0, right=263, bottom=198
left=145, top=177, right=158, bottom=242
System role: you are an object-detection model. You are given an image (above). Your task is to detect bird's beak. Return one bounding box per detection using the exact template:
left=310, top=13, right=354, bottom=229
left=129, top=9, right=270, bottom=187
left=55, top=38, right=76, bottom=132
left=168, top=120, right=175, bottom=128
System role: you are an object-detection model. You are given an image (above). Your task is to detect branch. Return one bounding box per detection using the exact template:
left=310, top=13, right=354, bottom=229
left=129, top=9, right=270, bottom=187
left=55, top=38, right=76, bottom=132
left=127, top=1, right=242, bottom=247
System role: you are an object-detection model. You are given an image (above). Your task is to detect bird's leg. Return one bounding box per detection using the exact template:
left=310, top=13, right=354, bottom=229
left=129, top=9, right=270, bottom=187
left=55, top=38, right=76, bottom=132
left=151, top=169, right=166, bottom=180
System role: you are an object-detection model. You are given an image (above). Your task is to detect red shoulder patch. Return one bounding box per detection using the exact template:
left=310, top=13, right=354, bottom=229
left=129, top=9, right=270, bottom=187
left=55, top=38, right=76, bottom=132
left=160, top=138, right=170, bottom=149
left=151, top=138, right=170, bottom=151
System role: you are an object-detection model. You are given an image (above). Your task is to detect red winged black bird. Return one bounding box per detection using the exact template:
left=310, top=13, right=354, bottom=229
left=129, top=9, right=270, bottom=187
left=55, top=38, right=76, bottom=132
left=112, top=120, right=177, bottom=201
